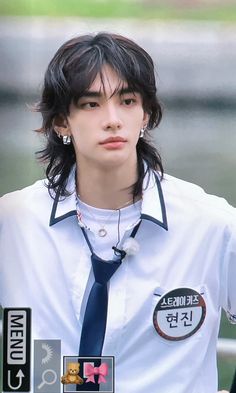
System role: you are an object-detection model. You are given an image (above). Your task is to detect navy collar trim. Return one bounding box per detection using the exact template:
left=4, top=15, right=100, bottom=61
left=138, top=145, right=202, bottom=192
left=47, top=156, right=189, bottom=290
left=49, top=189, right=77, bottom=226
left=49, top=171, right=168, bottom=231
left=140, top=172, right=168, bottom=230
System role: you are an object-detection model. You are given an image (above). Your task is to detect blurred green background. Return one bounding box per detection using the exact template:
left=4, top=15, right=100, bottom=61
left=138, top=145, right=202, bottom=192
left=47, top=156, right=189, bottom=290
left=0, top=0, right=236, bottom=21
left=0, top=0, right=236, bottom=391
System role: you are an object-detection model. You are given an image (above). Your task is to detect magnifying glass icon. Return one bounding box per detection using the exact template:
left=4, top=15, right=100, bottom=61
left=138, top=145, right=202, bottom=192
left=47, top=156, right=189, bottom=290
left=37, top=369, right=57, bottom=390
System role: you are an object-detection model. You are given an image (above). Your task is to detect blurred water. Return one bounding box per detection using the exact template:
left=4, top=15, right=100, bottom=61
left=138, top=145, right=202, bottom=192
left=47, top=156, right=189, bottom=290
left=158, top=104, right=236, bottom=205
left=1, top=101, right=236, bottom=206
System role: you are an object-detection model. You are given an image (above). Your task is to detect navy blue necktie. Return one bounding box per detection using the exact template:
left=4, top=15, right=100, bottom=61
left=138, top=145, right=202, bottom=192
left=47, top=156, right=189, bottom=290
left=79, top=252, right=123, bottom=357
left=78, top=222, right=141, bottom=359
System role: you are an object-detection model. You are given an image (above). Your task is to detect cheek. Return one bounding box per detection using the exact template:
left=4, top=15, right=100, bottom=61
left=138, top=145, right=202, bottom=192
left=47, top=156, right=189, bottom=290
left=72, top=135, right=95, bottom=157
left=130, top=109, right=145, bottom=128
left=131, top=119, right=143, bottom=138
left=68, top=114, right=88, bottom=135
left=70, top=126, right=90, bottom=145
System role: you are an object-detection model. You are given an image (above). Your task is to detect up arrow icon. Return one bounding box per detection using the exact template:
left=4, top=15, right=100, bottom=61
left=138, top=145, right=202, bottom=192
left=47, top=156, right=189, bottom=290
left=8, top=370, right=25, bottom=390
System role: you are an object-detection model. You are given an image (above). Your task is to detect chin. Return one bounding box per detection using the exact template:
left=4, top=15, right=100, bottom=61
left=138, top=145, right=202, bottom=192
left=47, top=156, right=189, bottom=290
left=99, top=153, right=132, bottom=169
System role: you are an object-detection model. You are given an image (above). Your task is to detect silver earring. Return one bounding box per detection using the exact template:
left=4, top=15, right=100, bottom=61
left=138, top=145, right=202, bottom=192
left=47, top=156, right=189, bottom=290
left=140, top=128, right=145, bottom=138
left=63, top=135, right=71, bottom=145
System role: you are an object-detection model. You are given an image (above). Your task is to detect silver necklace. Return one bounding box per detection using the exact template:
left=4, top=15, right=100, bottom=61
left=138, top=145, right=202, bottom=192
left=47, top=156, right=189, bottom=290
left=77, top=196, right=133, bottom=237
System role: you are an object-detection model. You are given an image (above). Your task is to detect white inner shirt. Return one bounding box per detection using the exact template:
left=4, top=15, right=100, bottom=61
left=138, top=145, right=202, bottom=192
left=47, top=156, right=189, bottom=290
left=77, top=198, right=142, bottom=260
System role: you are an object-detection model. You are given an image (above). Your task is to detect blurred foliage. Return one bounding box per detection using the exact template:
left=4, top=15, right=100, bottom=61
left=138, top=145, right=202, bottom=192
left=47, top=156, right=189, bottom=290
left=0, top=0, right=236, bottom=21
left=218, top=358, right=235, bottom=391
left=219, top=312, right=236, bottom=340
left=218, top=312, right=236, bottom=390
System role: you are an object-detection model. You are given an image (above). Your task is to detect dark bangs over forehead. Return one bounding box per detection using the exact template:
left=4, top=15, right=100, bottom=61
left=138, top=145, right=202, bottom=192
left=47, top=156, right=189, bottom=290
left=43, top=32, right=161, bottom=129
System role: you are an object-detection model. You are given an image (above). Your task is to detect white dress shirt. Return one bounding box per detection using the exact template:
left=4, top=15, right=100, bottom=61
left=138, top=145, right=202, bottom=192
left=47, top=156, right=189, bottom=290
left=1, top=167, right=235, bottom=393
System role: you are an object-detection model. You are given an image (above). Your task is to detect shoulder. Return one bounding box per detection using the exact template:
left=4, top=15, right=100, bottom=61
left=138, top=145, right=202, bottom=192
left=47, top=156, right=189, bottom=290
left=161, top=173, right=236, bottom=226
left=0, top=179, right=53, bottom=225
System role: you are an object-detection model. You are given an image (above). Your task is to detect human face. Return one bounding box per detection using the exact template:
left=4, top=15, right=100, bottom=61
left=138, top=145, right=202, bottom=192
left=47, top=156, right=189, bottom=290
left=66, top=65, right=148, bottom=170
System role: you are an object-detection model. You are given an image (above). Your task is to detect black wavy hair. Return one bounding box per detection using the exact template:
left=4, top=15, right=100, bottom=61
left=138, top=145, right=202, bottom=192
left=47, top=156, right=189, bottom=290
left=35, top=32, right=163, bottom=198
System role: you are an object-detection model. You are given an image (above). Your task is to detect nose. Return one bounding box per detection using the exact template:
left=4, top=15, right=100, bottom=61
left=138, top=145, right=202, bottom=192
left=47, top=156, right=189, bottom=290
left=102, top=102, right=123, bottom=131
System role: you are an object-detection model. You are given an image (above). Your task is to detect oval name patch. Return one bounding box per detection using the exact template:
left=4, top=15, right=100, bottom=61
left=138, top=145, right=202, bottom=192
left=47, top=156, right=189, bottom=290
left=153, top=287, right=206, bottom=341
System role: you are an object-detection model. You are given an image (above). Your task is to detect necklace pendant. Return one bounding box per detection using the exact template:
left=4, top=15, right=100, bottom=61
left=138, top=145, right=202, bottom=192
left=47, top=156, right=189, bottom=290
left=98, top=228, right=107, bottom=237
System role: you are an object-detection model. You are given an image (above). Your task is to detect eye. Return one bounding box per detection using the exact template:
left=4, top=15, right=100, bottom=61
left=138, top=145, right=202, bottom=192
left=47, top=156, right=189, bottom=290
left=79, top=102, right=99, bottom=109
left=122, top=98, right=136, bottom=106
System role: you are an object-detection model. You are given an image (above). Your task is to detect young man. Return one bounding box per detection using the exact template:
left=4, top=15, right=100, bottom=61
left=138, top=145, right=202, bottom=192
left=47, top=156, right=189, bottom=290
left=0, top=32, right=235, bottom=393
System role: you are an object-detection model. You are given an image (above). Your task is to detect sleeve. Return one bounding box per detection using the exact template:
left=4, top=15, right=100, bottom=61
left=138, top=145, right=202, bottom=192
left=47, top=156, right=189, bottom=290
left=220, top=221, right=236, bottom=324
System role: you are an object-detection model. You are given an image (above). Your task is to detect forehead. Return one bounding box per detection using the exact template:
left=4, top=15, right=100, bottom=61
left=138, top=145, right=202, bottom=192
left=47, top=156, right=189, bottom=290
left=87, top=65, right=128, bottom=96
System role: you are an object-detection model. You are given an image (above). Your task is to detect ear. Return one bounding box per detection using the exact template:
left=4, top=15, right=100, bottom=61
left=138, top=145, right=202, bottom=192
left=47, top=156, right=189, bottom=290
left=142, top=111, right=150, bottom=128
left=53, top=114, right=71, bottom=137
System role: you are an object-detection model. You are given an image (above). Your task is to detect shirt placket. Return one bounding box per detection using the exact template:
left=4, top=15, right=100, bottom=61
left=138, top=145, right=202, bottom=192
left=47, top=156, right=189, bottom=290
left=102, top=226, right=136, bottom=356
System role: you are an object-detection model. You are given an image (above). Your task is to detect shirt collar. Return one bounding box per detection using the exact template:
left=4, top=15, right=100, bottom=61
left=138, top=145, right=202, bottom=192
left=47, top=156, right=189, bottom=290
left=49, top=166, right=168, bottom=231
left=141, top=170, right=168, bottom=230
left=49, top=166, right=77, bottom=226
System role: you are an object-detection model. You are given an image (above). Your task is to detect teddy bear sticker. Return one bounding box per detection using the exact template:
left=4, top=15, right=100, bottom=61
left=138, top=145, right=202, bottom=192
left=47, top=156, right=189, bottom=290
left=61, top=362, right=84, bottom=385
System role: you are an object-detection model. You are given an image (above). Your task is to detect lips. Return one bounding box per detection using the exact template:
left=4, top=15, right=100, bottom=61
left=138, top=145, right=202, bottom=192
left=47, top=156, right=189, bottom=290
left=99, top=136, right=127, bottom=150
left=100, top=136, right=127, bottom=145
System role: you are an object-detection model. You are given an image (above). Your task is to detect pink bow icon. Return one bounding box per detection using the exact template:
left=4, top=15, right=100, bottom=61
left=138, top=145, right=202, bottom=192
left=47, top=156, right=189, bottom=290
left=84, top=362, right=108, bottom=384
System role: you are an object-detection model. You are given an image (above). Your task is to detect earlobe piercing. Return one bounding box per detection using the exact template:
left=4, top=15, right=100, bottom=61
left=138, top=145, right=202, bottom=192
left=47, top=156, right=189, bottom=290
left=63, top=135, right=71, bottom=145
left=139, top=128, right=145, bottom=138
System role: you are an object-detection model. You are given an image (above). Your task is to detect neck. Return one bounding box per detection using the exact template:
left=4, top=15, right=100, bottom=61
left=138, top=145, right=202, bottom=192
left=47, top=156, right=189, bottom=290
left=76, top=159, right=141, bottom=209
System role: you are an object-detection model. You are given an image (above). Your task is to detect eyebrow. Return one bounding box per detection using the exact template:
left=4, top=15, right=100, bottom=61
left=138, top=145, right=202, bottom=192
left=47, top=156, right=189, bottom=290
left=80, top=87, right=138, bottom=99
